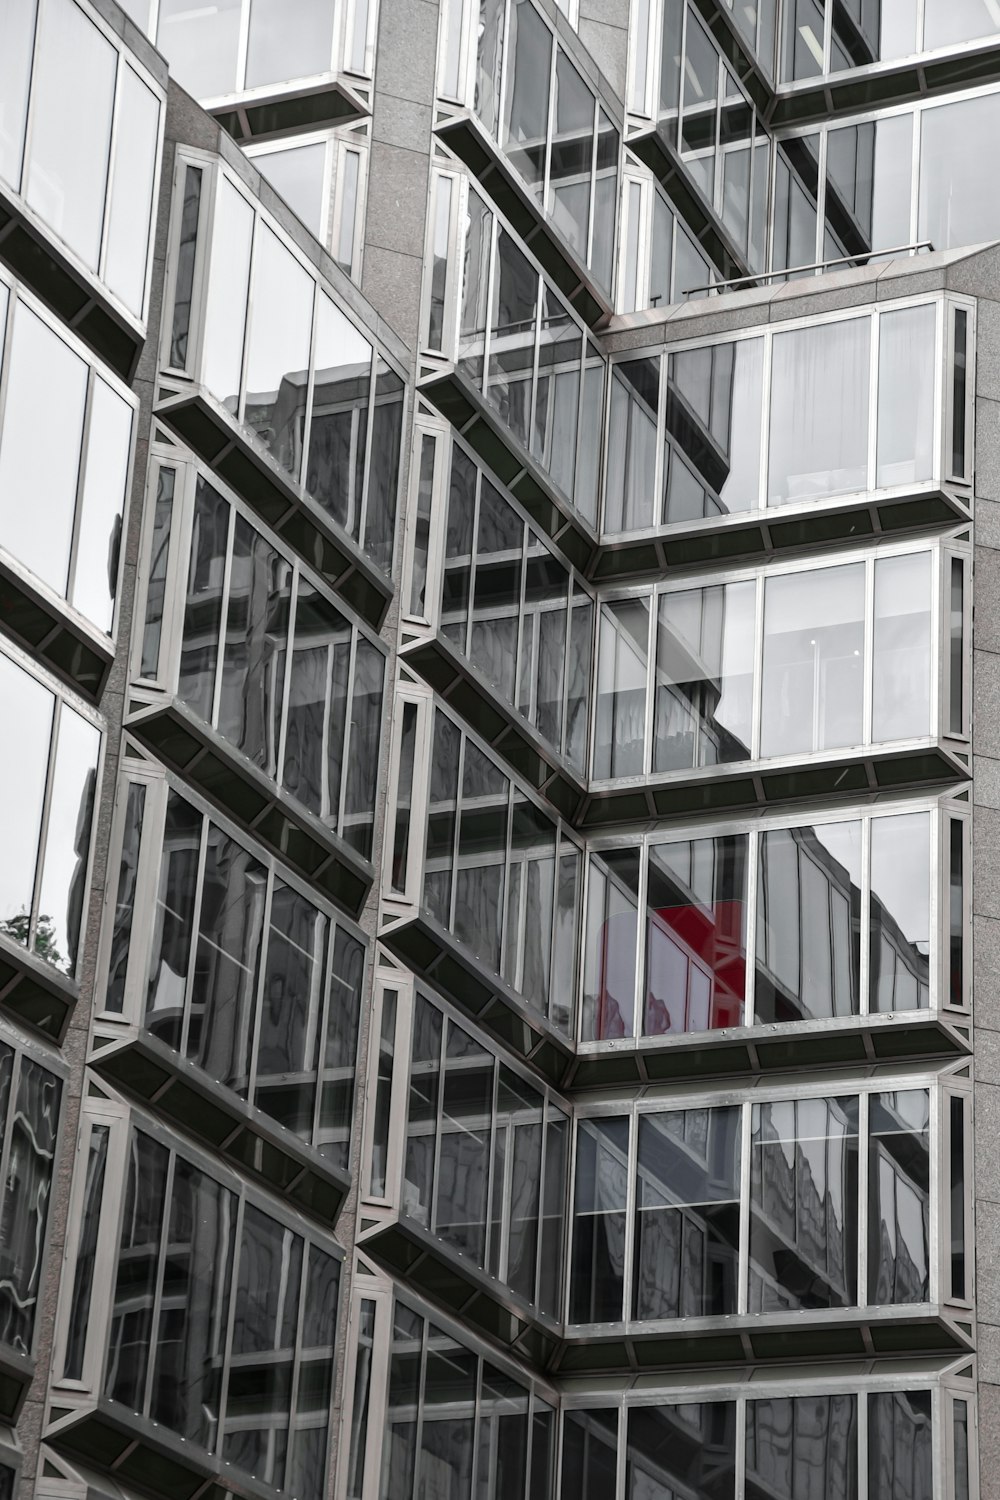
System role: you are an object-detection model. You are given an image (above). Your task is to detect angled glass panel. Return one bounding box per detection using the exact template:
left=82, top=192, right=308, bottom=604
left=402, top=995, right=443, bottom=1229
left=72, top=375, right=133, bottom=634
left=826, top=116, right=912, bottom=263
left=594, top=599, right=650, bottom=779
left=626, top=1402, right=736, bottom=1499
left=454, top=741, right=509, bottom=972
left=458, top=186, right=493, bottom=387
left=868, top=1089, right=930, bottom=1304
left=501, top=0, right=552, bottom=202
left=533, top=288, right=581, bottom=497
left=561, top=1408, right=618, bottom=1500
left=418, top=1326, right=477, bottom=1496
left=0, top=1055, right=60, bottom=1352
left=158, top=0, right=241, bottom=98
left=768, top=319, right=870, bottom=506
left=760, top=563, right=865, bottom=758
left=920, top=94, right=1000, bottom=254
left=281, top=578, right=351, bottom=823
left=746, top=1394, right=858, bottom=1500
left=633, top=1108, right=741, bottom=1319
left=253, top=142, right=326, bottom=239
left=548, top=51, right=593, bottom=262
left=781, top=0, right=825, bottom=80
left=488, top=229, right=537, bottom=451
left=244, top=226, right=314, bottom=481
left=605, top=358, right=659, bottom=534
left=104, top=66, right=160, bottom=315
left=924, top=0, right=1000, bottom=47
left=748, top=1096, right=859, bottom=1311
left=644, top=835, right=748, bottom=1035
left=503, top=794, right=557, bottom=1014
left=202, top=176, right=254, bottom=414
left=35, top=706, right=100, bottom=975
left=868, top=1391, right=932, bottom=1500
left=365, top=359, right=404, bottom=572
left=570, top=1117, right=629, bottom=1322
left=245, top=0, right=336, bottom=89
left=877, top=304, right=936, bottom=489
left=435, top=1020, right=493, bottom=1263
left=216, top=515, right=292, bottom=776
left=470, top=477, right=523, bottom=703
left=653, top=581, right=754, bottom=772
left=307, top=292, right=372, bottom=540
left=869, top=812, right=931, bottom=1006
left=441, top=444, right=477, bottom=650
left=478, top=1363, right=530, bottom=1498
left=583, top=848, right=640, bottom=1041
left=667, top=337, right=764, bottom=522
left=423, top=711, right=461, bottom=929
left=755, top=820, right=862, bottom=1024
left=872, top=552, right=931, bottom=743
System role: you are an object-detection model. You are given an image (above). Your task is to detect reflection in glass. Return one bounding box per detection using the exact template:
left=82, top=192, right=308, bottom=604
left=170, top=168, right=202, bottom=369
left=0, top=657, right=52, bottom=948
left=920, top=94, right=1000, bottom=254
left=746, top=1395, right=857, bottom=1500
left=570, top=1117, right=628, bottom=1322
left=605, top=358, right=659, bottom=533
left=667, top=337, right=764, bottom=522
left=633, top=1109, right=741, bottom=1320
left=749, top=1097, right=859, bottom=1311
left=760, top=564, right=865, bottom=758
left=870, top=811, right=931, bottom=1016
left=72, top=375, right=133, bottom=633
left=104, top=66, right=160, bottom=315
left=501, top=0, right=552, bottom=202
left=594, top=600, right=650, bottom=779
left=869, top=1090, right=930, bottom=1304
left=626, top=1402, right=736, bottom=1500
left=755, top=821, right=861, bottom=1024
left=308, top=291, right=373, bottom=541
left=488, top=229, right=537, bottom=450
left=872, top=552, right=931, bottom=742
left=644, top=836, right=747, bottom=1035
left=868, top=1391, right=932, bottom=1500
left=0, top=0, right=36, bottom=190
left=548, top=51, right=593, bottom=261
left=202, top=176, right=254, bottom=414
left=244, top=226, right=314, bottom=478
left=877, top=305, right=936, bottom=488
left=217, top=516, right=291, bottom=776
left=583, top=849, right=640, bottom=1040
left=0, top=1056, right=60, bottom=1353
left=36, top=706, right=99, bottom=974
left=25, top=0, right=116, bottom=270
left=826, top=115, right=912, bottom=262
left=561, top=1409, right=618, bottom=1500
left=653, top=582, right=754, bottom=772
left=768, top=319, right=869, bottom=505
left=245, top=0, right=335, bottom=89
left=254, top=141, right=327, bottom=238
left=158, top=0, right=241, bottom=98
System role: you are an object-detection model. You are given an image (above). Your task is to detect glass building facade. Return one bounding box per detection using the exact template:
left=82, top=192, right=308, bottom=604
left=0, top=0, right=994, bottom=1497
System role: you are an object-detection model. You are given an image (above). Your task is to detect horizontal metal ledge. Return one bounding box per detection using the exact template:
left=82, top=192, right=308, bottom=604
left=0, top=555, right=114, bottom=702
left=579, top=743, right=969, bottom=829
left=567, top=1011, right=971, bottom=1089
left=592, top=487, right=971, bottom=582
left=420, top=365, right=599, bottom=574
left=125, top=694, right=373, bottom=917
left=553, top=1306, right=973, bottom=1376
left=47, top=1400, right=277, bottom=1500
left=400, top=632, right=587, bottom=820
left=211, top=75, right=368, bottom=145
left=436, top=113, right=614, bottom=331
left=156, top=386, right=393, bottom=631
left=0, top=933, right=77, bottom=1041
left=379, top=911, right=575, bottom=1087
left=769, top=38, right=1000, bottom=127
left=90, top=1031, right=351, bottom=1228
left=0, top=192, right=142, bottom=383
left=627, top=127, right=754, bottom=288
left=361, top=1217, right=561, bottom=1367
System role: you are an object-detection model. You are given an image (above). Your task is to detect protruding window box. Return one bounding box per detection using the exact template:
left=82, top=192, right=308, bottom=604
left=89, top=1031, right=350, bottom=1226
left=0, top=1351, right=32, bottom=1427
left=379, top=910, right=574, bottom=1086
left=360, top=1215, right=562, bottom=1366
left=400, top=631, right=587, bottom=820
left=0, top=937, right=77, bottom=1040
left=580, top=741, right=969, bottom=828
left=125, top=690, right=374, bottom=915
left=155, top=381, right=392, bottom=631
left=47, top=1405, right=243, bottom=1500
left=420, top=364, right=599, bottom=575
left=553, top=1304, right=973, bottom=1375
left=568, top=1009, right=970, bottom=1088
left=0, top=555, right=114, bottom=701
left=436, top=113, right=613, bottom=330
left=210, top=74, right=369, bottom=145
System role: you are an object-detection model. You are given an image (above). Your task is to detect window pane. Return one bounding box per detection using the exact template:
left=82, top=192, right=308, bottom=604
left=826, top=115, right=912, bottom=262
left=282, top=579, right=351, bottom=822
left=0, top=0, right=37, bottom=190
left=0, top=304, right=88, bottom=598
left=307, top=291, right=372, bottom=539
left=869, top=1088, right=931, bottom=1303
left=105, top=781, right=146, bottom=1014
left=419, top=1328, right=476, bottom=1497
left=246, top=0, right=335, bottom=88
left=583, top=849, right=640, bottom=1040
left=365, top=361, right=403, bottom=572
left=627, top=1403, right=736, bottom=1499
left=217, top=516, right=291, bottom=775
left=570, top=1117, right=629, bottom=1322
left=495, top=1069, right=544, bottom=1301
left=453, top=742, right=509, bottom=972
left=63, top=1122, right=109, bottom=1380
left=746, top=1395, right=857, bottom=1500
left=0, top=1057, right=60, bottom=1351
left=749, top=1096, right=859, bottom=1310
left=254, top=142, right=327, bottom=238
left=645, top=835, right=748, bottom=1035
left=634, top=1109, right=741, bottom=1319
left=106, top=1130, right=170, bottom=1410
left=104, top=67, right=159, bottom=315
left=760, top=564, right=865, bottom=758
left=877, top=305, right=936, bottom=488
left=141, top=468, right=175, bottom=677
left=868, top=1391, right=932, bottom=1500
left=920, top=94, right=1000, bottom=253
left=605, top=359, right=659, bottom=534
left=548, top=51, right=593, bottom=262
left=654, top=582, right=754, bottom=772
left=501, top=0, right=552, bottom=200
left=36, top=706, right=100, bottom=975
left=72, top=376, right=133, bottom=633
left=344, top=637, right=385, bottom=856
left=158, top=0, right=241, bottom=98
left=503, top=795, right=557, bottom=1013
left=244, top=227, right=314, bottom=480
left=594, top=599, right=650, bottom=778
left=423, top=710, right=461, bottom=928
left=756, top=821, right=862, bottom=1023
left=435, top=1021, right=492, bottom=1264
left=179, top=479, right=229, bottom=722
left=561, top=1409, right=618, bottom=1500
left=488, top=229, right=537, bottom=451
left=145, top=790, right=202, bottom=1045
left=0, top=656, right=52, bottom=940
left=318, top=924, right=363, bottom=1169
left=470, top=477, right=522, bottom=702
left=25, top=0, right=116, bottom=269
left=872, top=552, right=931, bottom=742
left=950, top=1095, right=966, bottom=1299
left=202, top=177, right=253, bottom=413
left=667, top=337, right=764, bottom=522
left=768, top=319, right=870, bottom=505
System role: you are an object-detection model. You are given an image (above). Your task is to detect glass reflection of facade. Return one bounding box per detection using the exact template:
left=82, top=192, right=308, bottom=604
left=3, top=0, right=997, bottom=1497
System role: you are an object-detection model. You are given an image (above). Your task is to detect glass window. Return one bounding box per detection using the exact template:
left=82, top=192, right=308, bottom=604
left=488, top=229, right=538, bottom=452
left=749, top=1096, right=859, bottom=1311
left=594, top=599, right=650, bottom=778
left=170, top=167, right=202, bottom=370
left=605, top=359, right=659, bottom=534
left=644, top=836, right=747, bottom=1035
left=216, top=515, right=292, bottom=776
left=570, top=1117, right=629, bottom=1322
left=868, top=1089, right=930, bottom=1304
left=202, top=177, right=254, bottom=415
left=307, top=291, right=373, bottom=541
left=72, top=375, right=133, bottom=633
left=548, top=51, right=594, bottom=262
left=746, top=1395, right=857, bottom=1500
left=768, top=319, right=870, bottom=505
left=244, top=226, right=314, bottom=480
left=158, top=0, right=241, bottom=98
left=667, top=337, right=765, bottom=522
left=35, top=706, right=100, bottom=975
left=760, top=563, right=865, bottom=758
left=877, top=304, right=936, bottom=488
left=25, top=0, right=116, bottom=271
left=0, top=1053, right=60, bottom=1353
left=626, top=1403, right=736, bottom=1500
left=872, top=552, right=931, bottom=742
left=501, top=0, right=552, bottom=202
left=0, top=0, right=36, bottom=191
left=366, top=361, right=404, bottom=572
left=561, top=1409, right=619, bottom=1500
left=868, top=1391, right=932, bottom=1500
left=653, top=582, right=754, bottom=772
left=253, top=142, right=327, bottom=239
left=826, top=115, right=913, bottom=260
left=633, top=1108, right=741, bottom=1319
left=583, top=849, right=640, bottom=1041
left=920, top=93, right=1000, bottom=254
left=245, top=0, right=336, bottom=90
left=104, top=67, right=159, bottom=315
